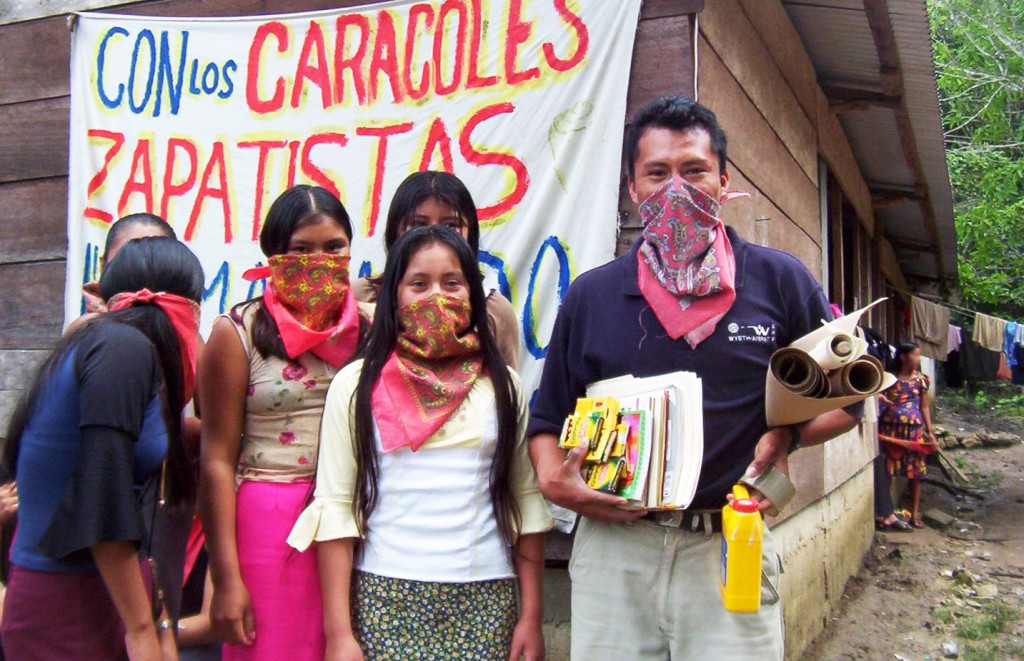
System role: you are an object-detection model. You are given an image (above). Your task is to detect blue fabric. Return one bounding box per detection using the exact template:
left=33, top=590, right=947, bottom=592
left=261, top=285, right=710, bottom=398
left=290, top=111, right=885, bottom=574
left=1005, top=322, right=1019, bottom=367
left=528, top=228, right=860, bottom=509
left=12, top=327, right=168, bottom=574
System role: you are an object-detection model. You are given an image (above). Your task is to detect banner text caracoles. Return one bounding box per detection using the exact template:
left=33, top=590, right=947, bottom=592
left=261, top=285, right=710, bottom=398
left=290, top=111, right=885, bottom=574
left=94, top=0, right=588, bottom=118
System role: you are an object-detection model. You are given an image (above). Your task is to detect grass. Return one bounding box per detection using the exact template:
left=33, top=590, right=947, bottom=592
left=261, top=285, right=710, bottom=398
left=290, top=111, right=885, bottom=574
left=948, top=454, right=1002, bottom=488
left=933, top=604, right=957, bottom=625
left=941, top=383, right=1024, bottom=418
left=932, top=601, right=1021, bottom=661
left=963, top=639, right=1024, bottom=661
left=973, top=470, right=1005, bottom=490
left=956, top=602, right=1018, bottom=640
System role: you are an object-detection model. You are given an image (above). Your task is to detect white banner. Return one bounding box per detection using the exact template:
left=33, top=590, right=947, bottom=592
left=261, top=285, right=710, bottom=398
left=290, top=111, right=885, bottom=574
left=66, top=0, right=641, bottom=393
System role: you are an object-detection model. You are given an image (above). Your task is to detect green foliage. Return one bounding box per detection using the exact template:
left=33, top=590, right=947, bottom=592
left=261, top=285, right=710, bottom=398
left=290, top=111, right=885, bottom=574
left=929, top=0, right=1024, bottom=318
left=940, top=380, right=1024, bottom=417
left=955, top=602, right=1019, bottom=640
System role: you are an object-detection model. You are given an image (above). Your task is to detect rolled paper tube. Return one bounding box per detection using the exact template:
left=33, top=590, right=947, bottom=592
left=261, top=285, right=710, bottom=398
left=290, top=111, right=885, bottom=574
left=828, top=355, right=883, bottom=396
left=807, top=332, right=856, bottom=370
left=770, top=348, right=831, bottom=397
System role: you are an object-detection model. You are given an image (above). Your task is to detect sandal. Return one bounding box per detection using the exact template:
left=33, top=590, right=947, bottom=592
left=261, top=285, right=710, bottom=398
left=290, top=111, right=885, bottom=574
left=912, top=518, right=925, bottom=529
left=875, top=517, right=913, bottom=533
left=890, top=518, right=913, bottom=532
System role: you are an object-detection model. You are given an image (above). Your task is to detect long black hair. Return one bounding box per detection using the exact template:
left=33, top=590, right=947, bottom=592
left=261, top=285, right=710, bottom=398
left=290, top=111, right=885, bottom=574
left=103, top=213, right=176, bottom=264
left=3, top=237, right=203, bottom=504
left=232, top=185, right=360, bottom=361
left=890, top=341, right=921, bottom=374
left=383, top=171, right=480, bottom=254
left=351, top=225, right=521, bottom=548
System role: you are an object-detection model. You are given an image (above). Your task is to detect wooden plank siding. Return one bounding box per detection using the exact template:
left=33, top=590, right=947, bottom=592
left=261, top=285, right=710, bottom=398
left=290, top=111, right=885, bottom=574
left=698, top=37, right=821, bottom=246
left=698, top=0, right=817, bottom=183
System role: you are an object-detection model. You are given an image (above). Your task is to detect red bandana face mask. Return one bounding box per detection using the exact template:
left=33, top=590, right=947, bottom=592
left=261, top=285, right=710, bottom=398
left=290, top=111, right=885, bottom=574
left=637, top=177, right=746, bottom=348
left=243, top=253, right=360, bottom=368
left=372, top=293, right=484, bottom=454
left=107, top=289, right=200, bottom=404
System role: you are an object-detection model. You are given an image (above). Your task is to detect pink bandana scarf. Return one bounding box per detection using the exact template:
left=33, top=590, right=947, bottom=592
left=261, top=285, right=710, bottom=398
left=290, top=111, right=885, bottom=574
left=372, top=293, right=484, bottom=454
left=242, top=254, right=360, bottom=368
left=637, top=177, right=747, bottom=348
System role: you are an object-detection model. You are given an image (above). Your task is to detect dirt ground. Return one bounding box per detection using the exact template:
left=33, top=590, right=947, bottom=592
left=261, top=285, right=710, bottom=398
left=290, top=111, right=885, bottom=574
left=804, top=403, right=1024, bottom=660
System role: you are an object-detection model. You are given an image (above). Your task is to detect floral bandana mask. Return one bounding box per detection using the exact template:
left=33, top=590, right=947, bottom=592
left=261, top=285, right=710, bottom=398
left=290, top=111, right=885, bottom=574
left=243, top=253, right=360, bottom=367
left=637, top=177, right=747, bottom=348
left=372, top=293, right=485, bottom=453
left=266, top=253, right=351, bottom=331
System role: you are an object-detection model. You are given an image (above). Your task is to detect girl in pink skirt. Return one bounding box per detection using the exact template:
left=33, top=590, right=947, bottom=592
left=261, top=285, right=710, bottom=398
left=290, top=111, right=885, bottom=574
left=199, top=186, right=370, bottom=660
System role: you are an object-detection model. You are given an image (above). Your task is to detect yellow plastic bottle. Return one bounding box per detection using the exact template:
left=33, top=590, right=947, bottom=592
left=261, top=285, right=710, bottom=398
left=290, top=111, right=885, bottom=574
left=720, top=484, right=764, bottom=613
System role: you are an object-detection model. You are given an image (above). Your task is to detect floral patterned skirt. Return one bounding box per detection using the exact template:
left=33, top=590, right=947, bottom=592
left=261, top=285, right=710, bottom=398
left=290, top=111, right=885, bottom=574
left=353, top=571, right=516, bottom=660
left=885, top=451, right=928, bottom=480
left=880, top=412, right=928, bottom=479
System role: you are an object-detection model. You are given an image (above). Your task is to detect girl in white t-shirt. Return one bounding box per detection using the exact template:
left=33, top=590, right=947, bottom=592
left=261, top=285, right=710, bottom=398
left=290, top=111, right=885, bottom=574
left=289, top=225, right=553, bottom=660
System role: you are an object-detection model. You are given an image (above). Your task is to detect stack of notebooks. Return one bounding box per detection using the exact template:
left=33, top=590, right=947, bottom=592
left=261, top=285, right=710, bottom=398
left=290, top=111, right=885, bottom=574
left=559, top=371, right=704, bottom=510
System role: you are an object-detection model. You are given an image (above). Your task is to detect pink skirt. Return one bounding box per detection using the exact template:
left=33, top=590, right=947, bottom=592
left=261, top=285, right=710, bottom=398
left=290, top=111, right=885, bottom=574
left=224, top=480, right=324, bottom=661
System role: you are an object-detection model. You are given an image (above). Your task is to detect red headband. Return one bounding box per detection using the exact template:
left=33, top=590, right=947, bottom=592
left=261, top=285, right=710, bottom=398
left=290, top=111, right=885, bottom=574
left=107, top=289, right=200, bottom=404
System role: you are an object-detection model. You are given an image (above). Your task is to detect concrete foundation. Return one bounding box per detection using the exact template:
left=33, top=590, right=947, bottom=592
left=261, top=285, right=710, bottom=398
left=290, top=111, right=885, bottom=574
left=774, top=464, right=874, bottom=658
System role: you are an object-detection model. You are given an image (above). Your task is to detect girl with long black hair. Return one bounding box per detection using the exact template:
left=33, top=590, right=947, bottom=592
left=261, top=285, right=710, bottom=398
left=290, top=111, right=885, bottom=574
left=352, top=170, right=522, bottom=369
left=199, top=185, right=370, bottom=661
left=289, top=225, right=552, bottom=660
left=1, top=237, right=203, bottom=660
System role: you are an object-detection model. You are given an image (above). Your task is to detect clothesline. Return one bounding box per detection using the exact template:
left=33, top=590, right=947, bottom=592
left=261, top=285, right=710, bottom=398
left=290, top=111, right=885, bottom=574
left=891, top=288, right=1005, bottom=324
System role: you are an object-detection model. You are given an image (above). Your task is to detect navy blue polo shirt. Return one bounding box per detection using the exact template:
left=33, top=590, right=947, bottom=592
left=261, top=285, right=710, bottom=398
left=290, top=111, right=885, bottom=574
left=528, top=227, right=840, bottom=510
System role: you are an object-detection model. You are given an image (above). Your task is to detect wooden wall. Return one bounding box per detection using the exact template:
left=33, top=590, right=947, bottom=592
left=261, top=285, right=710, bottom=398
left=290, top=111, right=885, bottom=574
left=694, top=0, right=902, bottom=520
left=0, top=0, right=702, bottom=435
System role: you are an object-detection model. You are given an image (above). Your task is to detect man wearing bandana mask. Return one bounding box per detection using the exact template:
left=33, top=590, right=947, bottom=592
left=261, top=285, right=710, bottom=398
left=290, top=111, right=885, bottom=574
left=527, top=96, right=863, bottom=659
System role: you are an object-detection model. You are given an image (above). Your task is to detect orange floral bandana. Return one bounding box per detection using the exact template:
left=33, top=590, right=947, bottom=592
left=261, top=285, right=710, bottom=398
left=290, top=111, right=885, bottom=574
left=372, top=293, right=484, bottom=453
left=243, top=253, right=359, bottom=367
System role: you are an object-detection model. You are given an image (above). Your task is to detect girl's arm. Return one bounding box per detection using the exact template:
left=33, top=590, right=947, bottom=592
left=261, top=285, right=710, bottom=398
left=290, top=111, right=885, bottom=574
left=198, top=318, right=253, bottom=645
left=509, top=533, right=545, bottom=661
left=318, top=539, right=363, bottom=661
left=91, top=541, right=161, bottom=661
left=921, top=391, right=936, bottom=442
left=177, top=570, right=216, bottom=647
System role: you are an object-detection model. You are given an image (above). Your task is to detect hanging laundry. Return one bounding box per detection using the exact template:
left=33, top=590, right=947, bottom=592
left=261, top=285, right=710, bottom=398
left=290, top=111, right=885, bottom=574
left=911, top=296, right=950, bottom=360
left=1005, top=321, right=1019, bottom=368
left=1012, top=345, right=1024, bottom=386
left=973, top=313, right=1007, bottom=352
left=998, top=353, right=1013, bottom=381
left=1015, top=323, right=1024, bottom=347
left=961, top=338, right=1001, bottom=382
left=947, top=324, right=963, bottom=356
left=861, top=325, right=891, bottom=366
left=944, top=349, right=963, bottom=388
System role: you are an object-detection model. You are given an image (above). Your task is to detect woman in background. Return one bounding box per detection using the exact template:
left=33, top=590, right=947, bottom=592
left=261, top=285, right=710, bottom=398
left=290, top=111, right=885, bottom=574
left=199, top=185, right=369, bottom=661
left=1, top=237, right=203, bottom=660
left=879, top=342, right=936, bottom=529
left=78, top=212, right=177, bottom=318
left=352, top=170, right=521, bottom=369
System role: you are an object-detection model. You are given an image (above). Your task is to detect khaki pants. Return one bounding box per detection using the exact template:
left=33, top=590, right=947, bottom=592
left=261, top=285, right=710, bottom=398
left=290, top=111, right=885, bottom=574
left=568, top=517, right=784, bottom=660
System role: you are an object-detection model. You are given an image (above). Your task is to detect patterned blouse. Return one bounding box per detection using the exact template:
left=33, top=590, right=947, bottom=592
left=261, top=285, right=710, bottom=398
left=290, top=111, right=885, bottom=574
left=879, top=371, right=930, bottom=441
left=227, top=301, right=367, bottom=482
